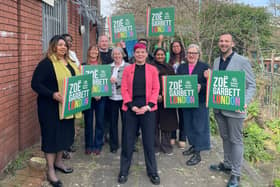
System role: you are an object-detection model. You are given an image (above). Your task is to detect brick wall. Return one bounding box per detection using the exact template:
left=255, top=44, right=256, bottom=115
left=18, top=0, right=42, bottom=152
left=0, top=0, right=20, bottom=171
left=0, top=0, right=98, bottom=172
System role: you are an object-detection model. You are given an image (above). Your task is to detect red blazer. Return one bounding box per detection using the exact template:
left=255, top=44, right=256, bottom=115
left=121, top=63, right=160, bottom=111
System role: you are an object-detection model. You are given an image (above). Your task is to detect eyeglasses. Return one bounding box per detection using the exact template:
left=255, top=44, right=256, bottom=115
left=187, top=52, right=199, bottom=55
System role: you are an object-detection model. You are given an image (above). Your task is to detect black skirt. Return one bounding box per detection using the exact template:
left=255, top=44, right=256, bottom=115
left=38, top=96, right=74, bottom=153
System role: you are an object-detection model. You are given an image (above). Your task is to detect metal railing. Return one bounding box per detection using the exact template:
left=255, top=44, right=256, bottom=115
left=255, top=72, right=280, bottom=120
left=42, top=0, right=67, bottom=52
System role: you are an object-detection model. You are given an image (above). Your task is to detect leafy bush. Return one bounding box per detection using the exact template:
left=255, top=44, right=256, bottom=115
left=274, top=178, right=280, bottom=187
left=243, top=122, right=272, bottom=162
left=266, top=120, right=280, bottom=153
left=209, top=110, right=218, bottom=135
left=247, top=101, right=260, bottom=119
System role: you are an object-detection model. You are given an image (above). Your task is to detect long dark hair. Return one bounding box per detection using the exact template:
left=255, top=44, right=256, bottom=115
left=153, top=48, right=166, bottom=64
left=169, top=40, right=185, bottom=65
left=47, top=35, right=69, bottom=59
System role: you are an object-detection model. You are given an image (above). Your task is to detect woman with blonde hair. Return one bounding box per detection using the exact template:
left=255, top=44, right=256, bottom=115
left=31, top=35, right=80, bottom=187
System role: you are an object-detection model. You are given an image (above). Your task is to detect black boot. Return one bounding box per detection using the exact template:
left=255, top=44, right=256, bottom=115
left=182, top=146, right=195, bottom=156
left=227, top=175, right=240, bottom=187
left=186, top=151, right=201, bottom=166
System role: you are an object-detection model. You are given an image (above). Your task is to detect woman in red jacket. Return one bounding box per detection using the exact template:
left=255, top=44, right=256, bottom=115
left=118, top=43, right=160, bottom=185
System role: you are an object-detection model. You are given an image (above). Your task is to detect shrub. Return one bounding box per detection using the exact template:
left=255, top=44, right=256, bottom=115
left=209, top=110, right=219, bottom=135
left=266, top=120, right=280, bottom=153
left=243, top=122, right=272, bottom=162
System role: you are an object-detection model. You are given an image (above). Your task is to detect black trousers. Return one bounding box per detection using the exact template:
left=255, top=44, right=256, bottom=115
left=109, top=99, right=123, bottom=151
left=120, top=110, right=158, bottom=176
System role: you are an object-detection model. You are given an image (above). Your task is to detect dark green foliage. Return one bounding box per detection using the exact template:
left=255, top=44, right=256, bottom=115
left=209, top=110, right=218, bottom=135
left=247, top=101, right=260, bottom=119
left=199, top=3, right=271, bottom=64
left=243, top=122, right=272, bottom=162
left=266, top=120, right=280, bottom=153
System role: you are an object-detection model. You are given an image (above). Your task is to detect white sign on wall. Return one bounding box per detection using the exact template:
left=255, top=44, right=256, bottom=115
left=42, top=0, right=54, bottom=6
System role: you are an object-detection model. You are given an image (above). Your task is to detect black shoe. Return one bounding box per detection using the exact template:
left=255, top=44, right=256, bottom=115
left=182, top=146, right=195, bottom=156
left=148, top=174, right=160, bottom=185
left=186, top=152, right=201, bottom=166
left=67, top=145, right=76, bottom=152
left=227, top=175, right=240, bottom=187
left=209, top=162, right=232, bottom=174
left=118, top=174, right=128, bottom=184
left=54, top=166, right=73, bottom=174
left=47, top=176, right=63, bottom=187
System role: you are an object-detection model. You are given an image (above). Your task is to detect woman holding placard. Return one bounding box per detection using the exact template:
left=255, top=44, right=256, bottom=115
left=177, top=44, right=210, bottom=166
left=83, top=45, right=105, bottom=155
left=151, top=48, right=178, bottom=155
left=109, top=47, right=129, bottom=153
left=31, top=35, right=80, bottom=187
left=169, top=40, right=186, bottom=149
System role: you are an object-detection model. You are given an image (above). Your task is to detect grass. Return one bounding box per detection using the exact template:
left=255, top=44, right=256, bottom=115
left=4, top=150, right=31, bottom=175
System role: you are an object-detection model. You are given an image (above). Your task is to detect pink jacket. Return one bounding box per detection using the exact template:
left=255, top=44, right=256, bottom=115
left=121, top=63, right=160, bottom=111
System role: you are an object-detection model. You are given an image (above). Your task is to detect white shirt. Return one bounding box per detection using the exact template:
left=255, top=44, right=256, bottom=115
left=69, top=50, right=80, bottom=67
left=110, top=60, right=125, bottom=101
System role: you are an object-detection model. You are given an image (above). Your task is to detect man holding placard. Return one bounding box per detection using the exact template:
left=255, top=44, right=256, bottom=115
left=207, top=33, right=256, bottom=187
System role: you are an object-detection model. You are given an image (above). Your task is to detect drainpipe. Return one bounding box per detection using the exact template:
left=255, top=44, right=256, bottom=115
left=17, top=0, right=22, bottom=151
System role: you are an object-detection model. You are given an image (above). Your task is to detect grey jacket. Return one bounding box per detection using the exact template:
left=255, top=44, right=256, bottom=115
left=110, top=61, right=130, bottom=98
left=213, top=52, right=256, bottom=118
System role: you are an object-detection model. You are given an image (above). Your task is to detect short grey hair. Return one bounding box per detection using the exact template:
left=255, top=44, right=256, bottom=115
left=186, top=44, right=201, bottom=54
left=111, top=47, right=125, bottom=58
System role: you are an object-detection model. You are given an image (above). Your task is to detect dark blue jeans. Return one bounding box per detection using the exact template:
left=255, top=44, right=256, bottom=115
left=83, top=97, right=105, bottom=151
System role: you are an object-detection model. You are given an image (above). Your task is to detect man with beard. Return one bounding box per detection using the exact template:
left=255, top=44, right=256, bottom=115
left=207, top=33, right=256, bottom=187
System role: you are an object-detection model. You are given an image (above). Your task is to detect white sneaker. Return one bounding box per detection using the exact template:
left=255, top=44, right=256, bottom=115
left=166, top=152, right=174, bottom=156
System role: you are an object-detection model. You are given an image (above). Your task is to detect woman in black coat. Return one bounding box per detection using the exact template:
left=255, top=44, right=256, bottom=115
left=151, top=48, right=178, bottom=155
left=31, top=35, right=80, bottom=187
left=177, top=44, right=210, bottom=166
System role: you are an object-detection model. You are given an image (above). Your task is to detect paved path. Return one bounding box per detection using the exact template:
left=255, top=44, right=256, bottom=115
left=38, top=127, right=264, bottom=187
left=0, top=121, right=266, bottom=187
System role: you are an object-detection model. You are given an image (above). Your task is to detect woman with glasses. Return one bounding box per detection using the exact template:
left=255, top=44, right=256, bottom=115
left=177, top=44, right=210, bottom=166
left=109, top=47, right=129, bottom=153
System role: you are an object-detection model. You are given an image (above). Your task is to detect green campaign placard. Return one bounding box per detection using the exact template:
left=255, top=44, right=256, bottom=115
left=81, top=65, right=112, bottom=97
left=61, top=74, right=92, bottom=119
left=206, top=71, right=245, bottom=111
left=110, top=14, right=137, bottom=43
left=162, top=75, right=198, bottom=108
left=147, top=7, right=175, bottom=37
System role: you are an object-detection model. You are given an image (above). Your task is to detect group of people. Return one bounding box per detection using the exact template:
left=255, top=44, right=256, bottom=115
left=31, top=33, right=255, bottom=187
